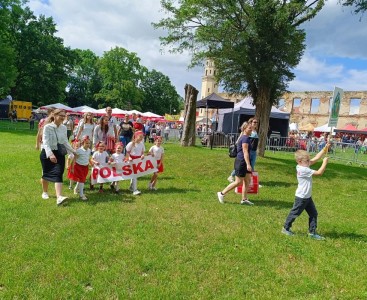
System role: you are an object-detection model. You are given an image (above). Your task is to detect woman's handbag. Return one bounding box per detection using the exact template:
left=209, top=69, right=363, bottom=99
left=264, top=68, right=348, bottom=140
left=57, top=143, right=67, bottom=155
left=54, top=127, right=68, bottom=155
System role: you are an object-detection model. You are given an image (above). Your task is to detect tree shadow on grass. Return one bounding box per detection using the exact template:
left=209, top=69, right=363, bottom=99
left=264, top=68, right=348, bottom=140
left=147, top=187, right=200, bottom=194
left=225, top=199, right=291, bottom=210
left=260, top=181, right=293, bottom=188
left=323, top=230, right=367, bottom=242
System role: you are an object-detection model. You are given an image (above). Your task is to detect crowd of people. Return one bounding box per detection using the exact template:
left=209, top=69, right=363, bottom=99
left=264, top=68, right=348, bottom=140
left=36, top=107, right=167, bottom=206
left=285, top=130, right=367, bottom=153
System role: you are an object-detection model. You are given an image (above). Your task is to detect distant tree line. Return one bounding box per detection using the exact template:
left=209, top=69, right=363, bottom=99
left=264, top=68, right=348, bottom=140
left=0, top=0, right=182, bottom=115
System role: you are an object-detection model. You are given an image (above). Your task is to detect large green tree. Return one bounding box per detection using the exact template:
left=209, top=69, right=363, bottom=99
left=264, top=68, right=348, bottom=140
left=96, top=47, right=146, bottom=110
left=9, top=7, right=73, bottom=105
left=66, top=49, right=102, bottom=108
left=0, top=0, right=23, bottom=97
left=155, top=0, right=324, bottom=156
left=340, top=0, right=367, bottom=13
left=140, top=69, right=182, bottom=115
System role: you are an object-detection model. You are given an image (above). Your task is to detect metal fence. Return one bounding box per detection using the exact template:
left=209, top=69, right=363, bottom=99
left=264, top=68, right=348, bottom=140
left=266, top=137, right=367, bottom=167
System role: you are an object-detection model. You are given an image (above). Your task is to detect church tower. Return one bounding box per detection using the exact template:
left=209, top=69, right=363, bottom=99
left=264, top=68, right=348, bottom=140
left=201, top=59, right=218, bottom=99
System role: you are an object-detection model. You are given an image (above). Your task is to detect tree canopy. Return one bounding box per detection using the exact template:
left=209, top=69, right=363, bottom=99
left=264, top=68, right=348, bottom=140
left=340, top=0, right=367, bottom=14
left=0, top=1, right=182, bottom=114
left=154, top=0, right=325, bottom=155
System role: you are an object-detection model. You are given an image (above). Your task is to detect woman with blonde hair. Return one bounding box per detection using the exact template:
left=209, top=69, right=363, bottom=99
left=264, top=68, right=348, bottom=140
left=76, top=113, right=95, bottom=147
left=218, top=122, right=254, bottom=205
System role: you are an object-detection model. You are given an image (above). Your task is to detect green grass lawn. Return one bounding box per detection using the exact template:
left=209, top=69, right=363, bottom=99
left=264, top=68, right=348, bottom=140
left=0, top=126, right=366, bottom=299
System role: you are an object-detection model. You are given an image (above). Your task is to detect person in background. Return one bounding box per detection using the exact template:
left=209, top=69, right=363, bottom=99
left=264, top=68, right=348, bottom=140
left=133, top=114, right=144, bottom=132
left=29, top=112, right=36, bottom=130
left=94, top=116, right=115, bottom=154
left=76, top=113, right=95, bottom=148
left=63, top=113, right=74, bottom=140
left=40, top=109, right=75, bottom=206
left=103, top=107, right=118, bottom=151
left=144, top=120, right=151, bottom=143
left=118, top=115, right=134, bottom=149
left=164, top=123, right=170, bottom=142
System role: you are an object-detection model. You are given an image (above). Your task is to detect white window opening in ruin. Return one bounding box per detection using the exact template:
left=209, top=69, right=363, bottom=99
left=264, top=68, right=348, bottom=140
left=349, top=98, right=361, bottom=115
left=277, top=99, right=285, bottom=110
left=292, top=98, right=301, bottom=113
left=310, top=98, right=320, bottom=114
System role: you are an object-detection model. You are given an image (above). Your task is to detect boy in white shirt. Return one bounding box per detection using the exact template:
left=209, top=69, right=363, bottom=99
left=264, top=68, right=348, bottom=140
left=282, top=145, right=329, bottom=240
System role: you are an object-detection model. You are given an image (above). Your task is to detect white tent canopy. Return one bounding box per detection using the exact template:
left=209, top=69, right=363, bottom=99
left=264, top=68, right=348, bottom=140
left=41, top=103, right=73, bottom=111
left=314, top=123, right=332, bottom=132
left=71, top=105, right=99, bottom=114
left=141, top=111, right=162, bottom=118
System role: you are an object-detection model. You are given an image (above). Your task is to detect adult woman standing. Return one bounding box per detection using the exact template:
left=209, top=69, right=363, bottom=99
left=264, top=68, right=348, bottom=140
left=248, top=117, right=259, bottom=171
left=76, top=113, right=95, bottom=147
left=217, top=122, right=254, bottom=205
left=41, top=109, right=75, bottom=205
left=93, top=116, right=115, bottom=153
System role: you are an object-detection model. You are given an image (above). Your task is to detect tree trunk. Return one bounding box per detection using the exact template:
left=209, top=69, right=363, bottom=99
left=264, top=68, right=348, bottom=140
left=255, top=87, right=272, bottom=157
left=181, top=84, right=198, bottom=147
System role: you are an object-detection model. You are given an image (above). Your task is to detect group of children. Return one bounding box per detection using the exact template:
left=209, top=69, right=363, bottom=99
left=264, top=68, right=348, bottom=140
left=66, top=131, right=165, bottom=201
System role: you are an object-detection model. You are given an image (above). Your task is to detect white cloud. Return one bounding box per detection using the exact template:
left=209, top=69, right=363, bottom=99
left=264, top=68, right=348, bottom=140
left=27, top=0, right=367, bottom=98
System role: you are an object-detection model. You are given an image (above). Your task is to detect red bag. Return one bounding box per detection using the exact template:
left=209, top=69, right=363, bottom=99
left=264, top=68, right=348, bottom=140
left=235, top=172, right=259, bottom=194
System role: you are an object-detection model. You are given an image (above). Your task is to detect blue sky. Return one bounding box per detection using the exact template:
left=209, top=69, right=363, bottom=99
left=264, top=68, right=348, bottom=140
left=28, top=0, right=367, bottom=98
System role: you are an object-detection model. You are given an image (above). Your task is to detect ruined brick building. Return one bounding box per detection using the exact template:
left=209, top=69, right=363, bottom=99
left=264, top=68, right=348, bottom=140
left=200, top=59, right=367, bottom=129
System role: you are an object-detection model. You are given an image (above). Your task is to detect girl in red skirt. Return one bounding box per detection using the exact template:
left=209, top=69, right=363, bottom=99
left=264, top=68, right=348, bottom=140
left=148, top=136, right=164, bottom=190
left=68, top=136, right=92, bottom=200
left=125, top=131, right=145, bottom=195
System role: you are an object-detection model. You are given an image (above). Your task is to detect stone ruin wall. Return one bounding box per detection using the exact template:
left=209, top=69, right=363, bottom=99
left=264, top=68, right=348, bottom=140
left=282, top=91, right=367, bottom=129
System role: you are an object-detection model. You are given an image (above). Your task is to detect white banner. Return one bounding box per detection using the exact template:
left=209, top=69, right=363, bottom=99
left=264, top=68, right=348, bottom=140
left=91, top=156, right=158, bottom=184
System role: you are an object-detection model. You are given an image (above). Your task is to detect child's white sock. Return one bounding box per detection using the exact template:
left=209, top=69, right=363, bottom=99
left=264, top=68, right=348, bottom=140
left=79, top=183, right=84, bottom=196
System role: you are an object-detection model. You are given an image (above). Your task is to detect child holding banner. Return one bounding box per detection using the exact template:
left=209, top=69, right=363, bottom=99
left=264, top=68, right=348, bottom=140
left=109, top=142, right=125, bottom=194
left=282, top=144, right=330, bottom=240
left=125, top=131, right=145, bottom=195
left=148, top=136, right=164, bottom=190
left=68, top=136, right=92, bottom=200
left=91, top=141, right=110, bottom=193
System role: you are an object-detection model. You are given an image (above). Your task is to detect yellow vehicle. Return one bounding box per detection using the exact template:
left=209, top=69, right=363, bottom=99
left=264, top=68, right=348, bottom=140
left=9, top=100, right=32, bottom=120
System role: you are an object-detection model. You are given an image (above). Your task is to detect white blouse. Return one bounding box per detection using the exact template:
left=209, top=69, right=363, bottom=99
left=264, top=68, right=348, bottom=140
left=42, top=123, right=74, bottom=158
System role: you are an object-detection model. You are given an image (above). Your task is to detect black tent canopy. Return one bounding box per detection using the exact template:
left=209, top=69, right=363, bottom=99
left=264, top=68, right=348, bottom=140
left=196, top=93, right=235, bottom=109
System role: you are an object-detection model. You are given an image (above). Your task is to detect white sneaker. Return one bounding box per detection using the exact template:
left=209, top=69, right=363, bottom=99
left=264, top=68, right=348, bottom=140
left=217, top=192, right=225, bottom=204
left=133, top=190, right=141, bottom=196
left=240, top=199, right=254, bottom=205
left=42, top=192, right=49, bottom=200
left=259, top=184, right=263, bottom=188
left=56, top=196, right=68, bottom=206
left=73, top=188, right=78, bottom=195
left=148, top=183, right=152, bottom=189
left=227, top=176, right=234, bottom=183
left=80, top=195, right=88, bottom=201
